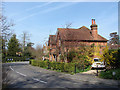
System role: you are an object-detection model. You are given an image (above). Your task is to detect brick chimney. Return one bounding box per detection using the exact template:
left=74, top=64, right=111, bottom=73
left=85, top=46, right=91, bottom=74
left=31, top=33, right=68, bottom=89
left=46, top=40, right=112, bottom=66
left=90, top=19, right=98, bottom=40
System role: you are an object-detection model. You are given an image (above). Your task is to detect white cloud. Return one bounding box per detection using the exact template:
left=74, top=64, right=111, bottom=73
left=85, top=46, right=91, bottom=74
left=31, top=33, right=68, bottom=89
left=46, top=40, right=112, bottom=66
left=8, top=2, right=53, bottom=18
left=16, top=2, right=77, bottom=22
left=26, top=2, right=53, bottom=11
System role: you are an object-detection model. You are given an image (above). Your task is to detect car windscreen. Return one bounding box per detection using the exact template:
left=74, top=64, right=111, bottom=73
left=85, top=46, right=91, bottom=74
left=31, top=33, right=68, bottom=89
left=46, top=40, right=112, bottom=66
left=94, top=59, right=99, bottom=62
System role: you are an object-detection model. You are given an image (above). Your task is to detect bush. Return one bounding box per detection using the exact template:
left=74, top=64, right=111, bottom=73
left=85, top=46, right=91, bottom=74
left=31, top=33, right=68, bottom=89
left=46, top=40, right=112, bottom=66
left=39, top=61, right=47, bottom=68
left=30, top=60, right=91, bottom=74
left=99, top=71, right=113, bottom=79
left=108, top=49, right=118, bottom=68
left=64, top=63, right=75, bottom=73
left=50, top=61, right=57, bottom=70
left=101, top=48, right=120, bottom=69
left=5, top=57, right=27, bottom=62
left=99, top=68, right=120, bottom=80
left=58, top=62, right=65, bottom=72
left=67, top=50, right=76, bottom=62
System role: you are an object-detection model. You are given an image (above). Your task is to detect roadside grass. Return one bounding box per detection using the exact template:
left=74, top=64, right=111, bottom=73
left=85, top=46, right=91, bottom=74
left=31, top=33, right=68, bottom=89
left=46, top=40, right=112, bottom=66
left=99, top=68, right=120, bottom=80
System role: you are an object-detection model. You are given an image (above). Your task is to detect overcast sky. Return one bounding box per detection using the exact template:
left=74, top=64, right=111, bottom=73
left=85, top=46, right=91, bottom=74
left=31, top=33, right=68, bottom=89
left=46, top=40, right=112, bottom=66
left=4, top=2, right=118, bottom=47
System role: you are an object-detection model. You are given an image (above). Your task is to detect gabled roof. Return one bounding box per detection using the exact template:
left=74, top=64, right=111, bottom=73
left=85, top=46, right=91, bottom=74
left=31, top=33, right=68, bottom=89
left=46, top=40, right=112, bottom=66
left=48, top=35, right=56, bottom=45
left=57, top=26, right=108, bottom=41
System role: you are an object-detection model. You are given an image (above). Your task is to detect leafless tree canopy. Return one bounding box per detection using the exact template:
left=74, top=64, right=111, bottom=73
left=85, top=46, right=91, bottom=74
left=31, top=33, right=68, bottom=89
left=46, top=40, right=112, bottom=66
left=29, top=44, right=43, bottom=60
left=65, top=23, right=72, bottom=28
left=1, top=15, right=14, bottom=40
left=109, top=32, right=119, bottom=45
left=20, top=32, right=30, bottom=52
left=61, top=22, right=73, bottom=28
left=0, top=2, right=14, bottom=40
left=1, top=3, right=15, bottom=60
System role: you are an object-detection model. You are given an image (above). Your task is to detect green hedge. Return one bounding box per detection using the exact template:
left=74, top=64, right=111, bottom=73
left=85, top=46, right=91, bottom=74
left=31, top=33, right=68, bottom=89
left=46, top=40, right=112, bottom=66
left=99, top=68, right=120, bottom=80
left=5, top=57, right=29, bottom=62
left=30, top=60, right=91, bottom=74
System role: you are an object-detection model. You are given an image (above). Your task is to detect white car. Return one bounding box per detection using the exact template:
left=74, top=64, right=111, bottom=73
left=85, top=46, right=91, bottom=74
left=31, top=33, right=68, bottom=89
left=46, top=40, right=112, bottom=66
left=91, top=58, right=105, bottom=69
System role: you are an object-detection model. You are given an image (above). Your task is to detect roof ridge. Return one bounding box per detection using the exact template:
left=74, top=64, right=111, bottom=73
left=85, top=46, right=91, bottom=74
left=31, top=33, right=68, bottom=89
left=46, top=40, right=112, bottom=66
left=97, top=34, right=108, bottom=41
left=58, top=28, right=80, bottom=30
left=49, top=35, right=56, bottom=37
left=58, top=26, right=90, bottom=30
left=79, top=26, right=91, bottom=31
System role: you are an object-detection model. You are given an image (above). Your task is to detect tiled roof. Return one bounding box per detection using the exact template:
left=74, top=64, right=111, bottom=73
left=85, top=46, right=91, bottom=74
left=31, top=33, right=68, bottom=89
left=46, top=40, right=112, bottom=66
left=57, top=26, right=108, bottom=41
left=48, top=35, right=56, bottom=45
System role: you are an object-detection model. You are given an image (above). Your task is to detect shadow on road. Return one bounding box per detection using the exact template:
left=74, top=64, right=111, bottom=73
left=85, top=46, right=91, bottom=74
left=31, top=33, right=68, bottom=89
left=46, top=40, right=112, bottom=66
left=2, top=62, right=120, bottom=89
left=2, top=62, right=29, bottom=67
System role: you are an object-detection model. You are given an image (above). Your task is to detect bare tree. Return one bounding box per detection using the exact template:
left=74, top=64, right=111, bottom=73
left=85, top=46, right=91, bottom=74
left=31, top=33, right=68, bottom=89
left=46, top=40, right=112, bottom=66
left=1, top=3, right=14, bottom=88
left=20, top=32, right=30, bottom=53
left=109, top=32, right=119, bottom=45
left=1, top=16, right=14, bottom=40
left=65, top=22, right=72, bottom=28
left=0, top=3, right=14, bottom=60
left=1, top=2, right=14, bottom=40
left=61, top=22, right=73, bottom=28
left=35, top=45, right=43, bottom=60
left=29, top=44, right=43, bottom=60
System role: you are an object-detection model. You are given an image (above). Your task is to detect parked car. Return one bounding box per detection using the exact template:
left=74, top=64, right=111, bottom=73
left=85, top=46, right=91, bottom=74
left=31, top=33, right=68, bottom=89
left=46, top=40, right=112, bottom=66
left=26, top=58, right=30, bottom=60
left=91, top=58, right=105, bottom=69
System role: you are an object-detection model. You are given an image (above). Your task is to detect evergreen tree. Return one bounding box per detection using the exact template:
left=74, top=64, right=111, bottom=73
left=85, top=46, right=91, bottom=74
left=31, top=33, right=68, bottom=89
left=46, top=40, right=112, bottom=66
left=7, top=34, right=21, bottom=57
left=23, top=42, right=34, bottom=58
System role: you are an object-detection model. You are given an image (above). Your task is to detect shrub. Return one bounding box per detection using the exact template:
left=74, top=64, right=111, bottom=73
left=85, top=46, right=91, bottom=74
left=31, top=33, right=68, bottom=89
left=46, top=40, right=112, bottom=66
left=39, top=61, right=45, bottom=67
left=64, top=63, right=75, bottom=73
left=58, top=62, right=65, bottom=72
left=50, top=61, right=57, bottom=70
left=67, top=49, right=76, bottom=62
left=30, top=60, right=91, bottom=74
left=101, top=48, right=120, bottom=69
left=99, top=71, right=112, bottom=79
left=99, top=68, right=120, bottom=80
left=5, top=57, right=26, bottom=62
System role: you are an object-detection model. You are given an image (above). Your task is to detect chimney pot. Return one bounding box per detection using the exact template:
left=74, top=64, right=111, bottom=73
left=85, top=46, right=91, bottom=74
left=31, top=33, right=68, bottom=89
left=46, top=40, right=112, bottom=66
left=94, top=19, right=96, bottom=24
left=92, top=19, right=94, bottom=24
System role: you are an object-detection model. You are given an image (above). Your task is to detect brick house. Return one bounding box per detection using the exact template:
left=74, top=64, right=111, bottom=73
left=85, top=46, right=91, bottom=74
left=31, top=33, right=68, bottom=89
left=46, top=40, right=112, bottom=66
left=48, top=19, right=108, bottom=62
left=48, top=35, right=57, bottom=61
left=43, top=42, right=49, bottom=60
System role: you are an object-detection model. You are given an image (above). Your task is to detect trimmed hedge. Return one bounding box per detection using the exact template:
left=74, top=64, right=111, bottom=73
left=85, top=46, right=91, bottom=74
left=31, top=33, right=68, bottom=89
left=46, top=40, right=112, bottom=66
left=5, top=57, right=29, bottom=62
left=30, top=60, right=91, bottom=74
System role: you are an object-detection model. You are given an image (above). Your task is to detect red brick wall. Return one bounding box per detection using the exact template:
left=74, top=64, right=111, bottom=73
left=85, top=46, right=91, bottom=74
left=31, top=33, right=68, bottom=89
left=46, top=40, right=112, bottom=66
left=58, top=40, right=107, bottom=61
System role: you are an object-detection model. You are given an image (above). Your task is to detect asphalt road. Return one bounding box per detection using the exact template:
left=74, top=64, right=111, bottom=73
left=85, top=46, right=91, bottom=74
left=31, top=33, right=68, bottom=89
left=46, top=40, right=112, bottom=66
left=2, top=61, right=120, bottom=88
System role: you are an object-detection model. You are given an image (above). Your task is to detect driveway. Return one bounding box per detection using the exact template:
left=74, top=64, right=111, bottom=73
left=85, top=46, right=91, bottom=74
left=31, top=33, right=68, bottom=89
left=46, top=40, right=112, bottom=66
left=2, top=62, right=120, bottom=88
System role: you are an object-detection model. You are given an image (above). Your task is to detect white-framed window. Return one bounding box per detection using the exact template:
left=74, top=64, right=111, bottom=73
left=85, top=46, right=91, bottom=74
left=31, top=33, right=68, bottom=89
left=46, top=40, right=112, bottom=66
left=59, top=40, right=61, bottom=46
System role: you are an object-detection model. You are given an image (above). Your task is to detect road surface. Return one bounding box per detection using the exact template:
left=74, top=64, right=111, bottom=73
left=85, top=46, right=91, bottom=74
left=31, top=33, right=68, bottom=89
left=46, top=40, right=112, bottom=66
left=2, top=61, right=120, bottom=88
